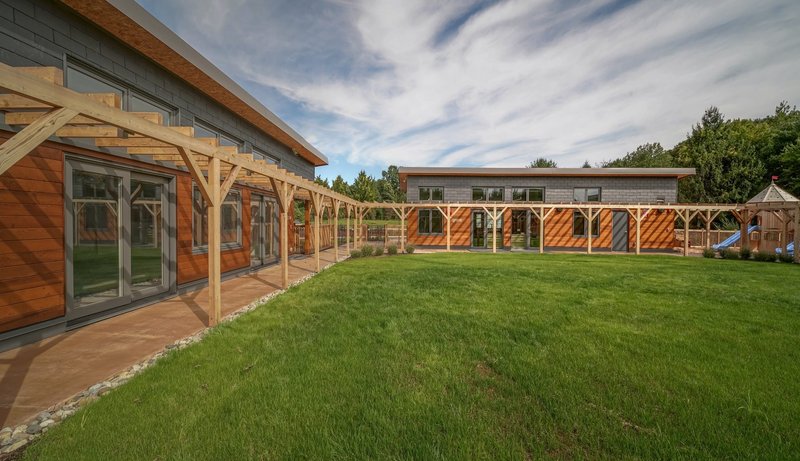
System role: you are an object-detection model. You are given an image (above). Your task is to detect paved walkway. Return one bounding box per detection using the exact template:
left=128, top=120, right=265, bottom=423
left=0, top=247, right=345, bottom=428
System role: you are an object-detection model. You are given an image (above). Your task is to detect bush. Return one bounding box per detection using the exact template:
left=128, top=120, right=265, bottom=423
left=349, top=250, right=361, bottom=259
left=778, top=252, right=794, bottom=263
left=753, top=251, right=776, bottom=262
left=739, top=247, right=752, bottom=260
left=360, top=244, right=373, bottom=257
left=702, top=248, right=716, bottom=259
left=387, top=244, right=398, bottom=255
left=406, top=245, right=415, bottom=254
left=373, top=246, right=384, bottom=256
left=720, top=248, right=739, bottom=260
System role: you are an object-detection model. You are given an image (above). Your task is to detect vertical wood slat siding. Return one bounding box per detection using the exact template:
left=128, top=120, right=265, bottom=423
left=0, top=134, right=65, bottom=333
left=629, top=209, right=676, bottom=249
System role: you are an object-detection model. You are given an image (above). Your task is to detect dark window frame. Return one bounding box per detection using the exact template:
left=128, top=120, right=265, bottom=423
left=419, top=186, right=443, bottom=202
left=252, top=148, right=280, bottom=166
left=472, top=186, right=505, bottom=202
left=573, top=187, right=602, bottom=202
left=192, top=185, right=243, bottom=252
left=512, top=187, right=545, bottom=202
left=572, top=211, right=600, bottom=238
left=418, top=209, right=444, bottom=235
left=65, top=59, right=177, bottom=125
left=193, top=119, right=243, bottom=151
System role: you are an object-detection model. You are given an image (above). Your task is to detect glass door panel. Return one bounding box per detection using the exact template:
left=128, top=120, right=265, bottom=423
left=264, top=200, right=275, bottom=260
left=72, top=170, right=122, bottom=308
left=251, top=197, right=263, bottom=266
left=131, top=179, right=165, bottom=293
left=472, top=211, right=485, bottom=247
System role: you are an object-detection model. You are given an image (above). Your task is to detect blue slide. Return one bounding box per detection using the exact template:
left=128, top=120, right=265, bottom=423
left=776, top=242, right=795, bottom=256
left=712, top=225, right=760, bottom=250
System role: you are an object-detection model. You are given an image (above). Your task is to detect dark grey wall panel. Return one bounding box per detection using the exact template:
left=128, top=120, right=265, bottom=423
left=0, top=0, right=316, bottom=179
left=407, top=175, right=679, bottom=203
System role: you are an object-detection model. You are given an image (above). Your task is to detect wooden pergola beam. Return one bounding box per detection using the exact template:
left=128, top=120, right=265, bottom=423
left=0, top=107, right=78, bottom=175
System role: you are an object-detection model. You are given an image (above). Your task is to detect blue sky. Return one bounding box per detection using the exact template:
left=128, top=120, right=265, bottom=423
left=136, top=0, right=800, bottom=183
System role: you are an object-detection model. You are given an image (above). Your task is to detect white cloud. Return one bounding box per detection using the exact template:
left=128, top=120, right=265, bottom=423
left=138, top=0, right=800, bottom=177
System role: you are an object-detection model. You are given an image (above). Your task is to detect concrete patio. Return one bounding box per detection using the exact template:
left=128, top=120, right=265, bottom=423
left=0, top=246, right=346, bottom=429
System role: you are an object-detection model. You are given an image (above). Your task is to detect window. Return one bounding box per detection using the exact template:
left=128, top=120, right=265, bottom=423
left=512, top=188, right=544, bottom=202
left=472, top=187, right=504, bottom=201
left=66, top=61, right=175, bottom=125
left=252, top=148, right=280, bottom=166
left=573, top=188, right=601, bottom=202
left=419, top=187, right=443, bottom=201
left=572, top=211, right=600, bottom=238
left=194, top=120, right=243, bottom=151
left=84, top=203, right=108, bottom=230
left=129, top=93, right=174, bottom=125
left=193, top=186, right=242, bottom=249
left=418, top=209, right=443, bottom=234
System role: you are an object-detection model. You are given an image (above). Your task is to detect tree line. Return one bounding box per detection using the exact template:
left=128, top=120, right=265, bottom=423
left=314, top=166, right=405, bottom=220
left=531, top=102, right=800, bottom=203
left=312, top=102, right=799, bottom=221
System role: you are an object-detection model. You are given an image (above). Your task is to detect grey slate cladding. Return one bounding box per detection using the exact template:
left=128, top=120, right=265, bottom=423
left=407, top=175, right=678, bottom=203
left=0, top=0, right=315, bottom=179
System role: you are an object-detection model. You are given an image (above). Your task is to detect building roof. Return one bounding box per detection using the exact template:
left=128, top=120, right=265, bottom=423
left=398, top=166, right=695, bottom=190
left=746, top=181, right=799, bottom=204
left=59, top=0, right=328, bottom=167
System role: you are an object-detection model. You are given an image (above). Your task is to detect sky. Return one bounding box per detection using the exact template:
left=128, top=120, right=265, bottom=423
left=137, top=0, right=800, bottom=183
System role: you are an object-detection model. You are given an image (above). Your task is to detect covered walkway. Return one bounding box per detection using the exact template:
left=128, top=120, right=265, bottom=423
left=0, top=246, right=345, bottom=428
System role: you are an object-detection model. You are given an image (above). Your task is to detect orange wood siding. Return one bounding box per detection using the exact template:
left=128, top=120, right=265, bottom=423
left=406, top=207, right=676, bottom=250
left=628, top=209, right=675, bottom=250
left=407, top=207, right=472, bottom=247
left=0, top=136, right=65, bottom=333
left=175, top=175, right=251, bottom=285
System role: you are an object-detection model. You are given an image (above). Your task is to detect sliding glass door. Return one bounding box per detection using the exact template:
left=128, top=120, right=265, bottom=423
left=250, top=194, right=278, bottom=267
left=66, top=160, right=172, bottom=320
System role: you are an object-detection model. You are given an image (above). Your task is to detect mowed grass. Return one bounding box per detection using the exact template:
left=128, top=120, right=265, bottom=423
left=25, top=254, right=800, bottom=460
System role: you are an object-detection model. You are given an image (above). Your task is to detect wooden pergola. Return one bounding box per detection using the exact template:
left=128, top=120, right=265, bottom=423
left=0, top=64, right=364, bottom=326
left=366, top=201, right=800, bottom=261
left=1, top=65, right=797, bottom=331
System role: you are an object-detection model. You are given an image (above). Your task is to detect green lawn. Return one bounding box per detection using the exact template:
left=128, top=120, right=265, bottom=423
left=25, top=254, right=800, bottom=460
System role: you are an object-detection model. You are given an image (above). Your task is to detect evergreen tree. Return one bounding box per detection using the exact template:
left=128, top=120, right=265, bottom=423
left=527, top=157, right=558, bottom=168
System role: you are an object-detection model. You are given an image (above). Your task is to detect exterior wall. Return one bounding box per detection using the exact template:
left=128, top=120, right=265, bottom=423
left=406, top=175, right=678, bottom=203
left=406, top=207, right=676, bottom=250
left=0, top=0, right=315, bottom=179
left=407, top=207, right=471, bottom=247
left=175, top=177, right=251, bottom=285
left=0, top=132, right=280, bottom=335
left=0, top=134, right=65, bottom=333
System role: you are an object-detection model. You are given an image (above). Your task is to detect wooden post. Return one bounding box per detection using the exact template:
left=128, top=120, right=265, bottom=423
left=683, top=209, right=690, bottom=256
left=274, top=181, right=294, bottom=290
left=587, top=208, right=593, bottom=255
left=704, top=210, right=711, bottom=249
left=635, top=207, right=641, bottom=255
left=539, top=206, right=545, bottom=254
left=346, top=205, right=351, bottom=252
left=781, top=210, right=789, bottom=253
left=207, top=157, right=222, bottom=326
left=739, top=209, right=749, bottom=251
left=354, top=206, right=360, bottom=248
left=400, top=206, right=406, bottom=253
left=492, top=205, right=497, bottom=253
left=446, top=205, right=451, bottom=252
left=333, top=199, right=340, bottom=261
left=304, top=200, right=312, bottom=255
left=794, top=205, right=800, bottom=263
left=310, top=192, right=321, bottom=272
